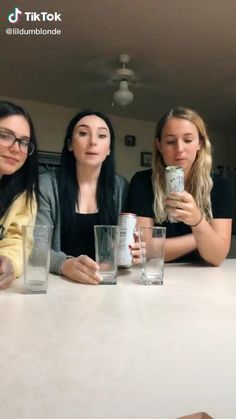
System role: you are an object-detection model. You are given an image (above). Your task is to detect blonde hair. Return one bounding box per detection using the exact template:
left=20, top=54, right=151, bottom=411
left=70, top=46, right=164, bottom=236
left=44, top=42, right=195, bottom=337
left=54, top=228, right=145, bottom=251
left=152, top=107, right=213, bottom=223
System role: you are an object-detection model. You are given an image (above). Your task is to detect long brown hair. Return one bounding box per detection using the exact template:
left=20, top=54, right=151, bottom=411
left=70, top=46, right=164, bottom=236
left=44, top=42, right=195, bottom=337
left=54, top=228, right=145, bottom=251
left=152, top=107, right=213, bottom=223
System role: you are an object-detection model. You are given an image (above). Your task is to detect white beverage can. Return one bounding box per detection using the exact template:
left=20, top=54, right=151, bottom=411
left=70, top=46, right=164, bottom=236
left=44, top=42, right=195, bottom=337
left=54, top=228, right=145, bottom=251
left=165, top=166, right=184, bottom=222
left=118, top=213, right=137, bottom=268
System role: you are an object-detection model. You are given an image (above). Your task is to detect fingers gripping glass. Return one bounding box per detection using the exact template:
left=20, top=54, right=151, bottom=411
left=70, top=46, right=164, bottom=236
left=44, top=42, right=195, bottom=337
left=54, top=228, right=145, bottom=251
left=0, top=130, right=35, bottom=155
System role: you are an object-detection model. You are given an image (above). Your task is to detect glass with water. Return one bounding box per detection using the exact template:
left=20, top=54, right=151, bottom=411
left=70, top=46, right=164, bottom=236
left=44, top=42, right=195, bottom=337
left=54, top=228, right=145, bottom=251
left=94, top=225, right=120, bottom=284
left=23, top=225, right=53, bottom=293
left=140, top=226, right=166, bottom=285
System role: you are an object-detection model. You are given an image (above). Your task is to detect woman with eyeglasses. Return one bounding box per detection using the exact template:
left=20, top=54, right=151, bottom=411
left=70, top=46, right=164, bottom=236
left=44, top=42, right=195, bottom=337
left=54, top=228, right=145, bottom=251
left=127, top=107, right=233, bottom=266
left=0, top=100, right=39, bottom=289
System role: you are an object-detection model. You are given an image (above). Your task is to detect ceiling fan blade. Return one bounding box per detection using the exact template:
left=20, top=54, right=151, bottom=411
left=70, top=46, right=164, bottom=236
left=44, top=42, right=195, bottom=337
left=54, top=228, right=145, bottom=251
left=79, top=56, right=119, bottom=79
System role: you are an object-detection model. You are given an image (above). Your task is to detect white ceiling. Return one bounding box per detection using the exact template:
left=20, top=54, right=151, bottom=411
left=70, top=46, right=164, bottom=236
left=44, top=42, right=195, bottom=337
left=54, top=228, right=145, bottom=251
left=1, top=0, right=236, bottom=134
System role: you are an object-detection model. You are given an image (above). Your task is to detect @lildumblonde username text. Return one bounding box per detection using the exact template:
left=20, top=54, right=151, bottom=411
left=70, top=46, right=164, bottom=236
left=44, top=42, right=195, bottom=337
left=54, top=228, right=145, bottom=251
left=5, top=27, right=61, bottom=36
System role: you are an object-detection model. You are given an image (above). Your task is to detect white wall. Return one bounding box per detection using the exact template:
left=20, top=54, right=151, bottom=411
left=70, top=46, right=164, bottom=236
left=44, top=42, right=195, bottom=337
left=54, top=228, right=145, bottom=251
left=1, top=96, right=235, bottom=181
left=111, top=115, right=155, bottom=180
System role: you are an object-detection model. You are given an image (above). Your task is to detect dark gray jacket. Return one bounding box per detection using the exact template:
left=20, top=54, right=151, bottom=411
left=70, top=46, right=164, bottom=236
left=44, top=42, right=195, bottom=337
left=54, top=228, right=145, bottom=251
left=36, top=171, right=129, bottom=274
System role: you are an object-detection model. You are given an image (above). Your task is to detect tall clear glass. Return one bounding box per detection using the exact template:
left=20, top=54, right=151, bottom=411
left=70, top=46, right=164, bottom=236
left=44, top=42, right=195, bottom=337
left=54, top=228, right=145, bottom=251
left=94, top=225, right=120, bottom=285
left=23, top=225, right=53, bottom=294
left=139, top=226, right=166, bottom=285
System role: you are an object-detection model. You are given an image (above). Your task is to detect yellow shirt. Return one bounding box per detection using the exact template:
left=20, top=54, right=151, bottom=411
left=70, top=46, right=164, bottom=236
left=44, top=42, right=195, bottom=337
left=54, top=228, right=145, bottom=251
left=0, top=193, right=37, bottom=277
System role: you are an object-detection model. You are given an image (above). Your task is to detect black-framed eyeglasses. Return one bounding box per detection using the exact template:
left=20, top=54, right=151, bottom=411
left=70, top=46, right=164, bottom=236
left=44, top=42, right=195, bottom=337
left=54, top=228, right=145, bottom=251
left=0, top=130, right=35, bottom=155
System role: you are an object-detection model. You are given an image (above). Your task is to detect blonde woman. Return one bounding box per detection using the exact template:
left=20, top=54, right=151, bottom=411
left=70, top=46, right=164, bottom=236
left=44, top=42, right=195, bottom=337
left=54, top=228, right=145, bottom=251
left=127, top=107, right=232, bottom=266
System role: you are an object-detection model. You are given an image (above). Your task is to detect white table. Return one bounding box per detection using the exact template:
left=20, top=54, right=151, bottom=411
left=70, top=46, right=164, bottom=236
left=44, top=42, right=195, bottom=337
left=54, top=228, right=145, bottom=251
left=0, top=259, right=236, bottom=419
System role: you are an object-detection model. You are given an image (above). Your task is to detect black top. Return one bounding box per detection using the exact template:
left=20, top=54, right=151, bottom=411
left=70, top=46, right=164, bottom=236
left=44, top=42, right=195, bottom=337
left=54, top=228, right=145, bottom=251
left=126, top=169, right=233, bottom=262
left=61, top=212, right=100, bottom=259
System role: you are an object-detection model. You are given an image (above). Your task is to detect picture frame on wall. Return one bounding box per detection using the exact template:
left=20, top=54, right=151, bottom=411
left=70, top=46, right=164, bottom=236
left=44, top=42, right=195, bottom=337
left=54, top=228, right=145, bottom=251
left=140, top=151, right=152, bottom=167
left=124, top=135, right=136, bottom=146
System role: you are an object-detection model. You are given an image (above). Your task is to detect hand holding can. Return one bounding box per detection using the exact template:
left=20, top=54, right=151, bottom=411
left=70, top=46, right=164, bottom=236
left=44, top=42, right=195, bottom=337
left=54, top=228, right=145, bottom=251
left=165, top=166, right=184, bottom=222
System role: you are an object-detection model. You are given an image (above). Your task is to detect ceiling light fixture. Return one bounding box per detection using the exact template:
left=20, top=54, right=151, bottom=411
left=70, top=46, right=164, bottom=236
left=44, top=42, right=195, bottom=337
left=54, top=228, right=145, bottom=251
left=113, top=80, right=134, bottom=107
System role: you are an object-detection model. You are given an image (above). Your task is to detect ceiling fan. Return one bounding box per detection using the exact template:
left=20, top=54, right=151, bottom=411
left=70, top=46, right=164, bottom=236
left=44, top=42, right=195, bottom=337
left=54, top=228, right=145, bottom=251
left=110, top=54, right=136, bottom=107
left=79, top=53, right=170, bottom=106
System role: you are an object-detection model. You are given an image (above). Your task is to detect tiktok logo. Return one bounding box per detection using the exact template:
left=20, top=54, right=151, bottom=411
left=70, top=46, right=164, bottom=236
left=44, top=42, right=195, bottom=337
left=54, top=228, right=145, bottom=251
left=8, top=7, right=22, bottom=23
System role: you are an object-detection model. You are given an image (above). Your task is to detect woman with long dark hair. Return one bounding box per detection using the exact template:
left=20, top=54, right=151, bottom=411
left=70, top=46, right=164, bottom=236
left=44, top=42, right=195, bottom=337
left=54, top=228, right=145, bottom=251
left=36, top=110, right=128, bottom=284
left=0, top=100, right=39, bottom=289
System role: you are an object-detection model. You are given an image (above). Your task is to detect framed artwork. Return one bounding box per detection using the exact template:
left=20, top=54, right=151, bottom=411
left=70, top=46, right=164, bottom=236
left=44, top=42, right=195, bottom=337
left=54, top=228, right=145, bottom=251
left=124, top=135, right=136, bottom=146
left=140, top=151, right=152, bottom=167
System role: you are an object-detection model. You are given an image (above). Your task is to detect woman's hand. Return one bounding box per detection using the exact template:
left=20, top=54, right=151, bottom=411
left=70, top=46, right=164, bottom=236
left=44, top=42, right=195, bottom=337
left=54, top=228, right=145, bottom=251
left=60, top=255, right=101, bottom=285
left=165, top=191, right=202, bottom=227
left=130, top=232, right=146, bottom=265
left=0, top=256, right=15, bottom=289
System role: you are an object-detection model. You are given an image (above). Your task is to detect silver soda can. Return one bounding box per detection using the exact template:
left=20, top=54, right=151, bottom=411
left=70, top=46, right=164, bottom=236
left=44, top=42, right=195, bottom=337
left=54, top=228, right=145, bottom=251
left=165, top=166, right=184, bottom=222
left=118, top=213, right=137, bottom=268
